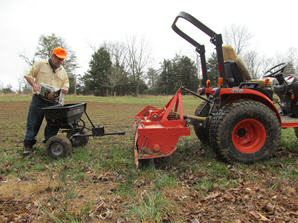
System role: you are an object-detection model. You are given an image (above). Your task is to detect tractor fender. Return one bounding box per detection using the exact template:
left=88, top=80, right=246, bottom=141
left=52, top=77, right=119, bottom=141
left=218, top=88, right=281, bottom=123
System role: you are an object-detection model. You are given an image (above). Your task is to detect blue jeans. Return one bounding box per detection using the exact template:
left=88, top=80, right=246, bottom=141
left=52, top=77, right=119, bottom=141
left=24, top=95, right=59, bottom=147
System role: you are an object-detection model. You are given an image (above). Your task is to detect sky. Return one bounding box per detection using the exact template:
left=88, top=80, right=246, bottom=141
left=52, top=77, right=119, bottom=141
left=0, top=0, right=297, bottom=90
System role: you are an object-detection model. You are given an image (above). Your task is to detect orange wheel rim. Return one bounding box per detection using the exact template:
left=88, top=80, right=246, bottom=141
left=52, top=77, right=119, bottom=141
left=232, top=119, right=266, bottom=153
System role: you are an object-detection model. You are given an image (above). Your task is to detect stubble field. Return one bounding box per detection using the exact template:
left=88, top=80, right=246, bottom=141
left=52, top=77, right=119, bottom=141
left=0, top=94, right=297, bottom=223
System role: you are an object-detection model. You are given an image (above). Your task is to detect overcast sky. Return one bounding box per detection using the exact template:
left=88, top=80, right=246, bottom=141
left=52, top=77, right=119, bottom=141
left=0, top=0, right=297, bottom=90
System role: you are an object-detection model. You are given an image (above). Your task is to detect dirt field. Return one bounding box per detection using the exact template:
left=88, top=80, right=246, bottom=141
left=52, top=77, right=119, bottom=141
left=0, top=100, right=297, bottom=222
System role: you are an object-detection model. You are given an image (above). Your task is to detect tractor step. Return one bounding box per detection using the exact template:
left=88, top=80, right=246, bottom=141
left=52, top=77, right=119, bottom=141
left=281, top=115, right=298, bottom=128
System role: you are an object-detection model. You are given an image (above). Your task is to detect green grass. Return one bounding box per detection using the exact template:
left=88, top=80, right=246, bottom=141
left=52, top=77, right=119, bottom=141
left=127, top=191, right=173, bottom=222
left=154, top=173, right=178, bottom=189
left=44, top=200, right=92, bottom=223
left=0, top=94, right=297, bottom=222
left=281, top=127, right=298, bottom=152
left=0, top=93, right=203, bottom=105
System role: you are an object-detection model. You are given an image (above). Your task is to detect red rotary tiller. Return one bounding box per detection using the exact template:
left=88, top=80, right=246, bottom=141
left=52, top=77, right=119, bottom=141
left=134, top=88, right=191, bottom=167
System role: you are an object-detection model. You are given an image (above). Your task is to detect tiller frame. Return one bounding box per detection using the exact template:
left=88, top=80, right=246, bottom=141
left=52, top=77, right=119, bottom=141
left=134, top=88, right=191, bottom=167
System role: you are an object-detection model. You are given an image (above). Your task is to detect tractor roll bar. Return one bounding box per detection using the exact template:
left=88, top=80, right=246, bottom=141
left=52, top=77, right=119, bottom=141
left=172, top=12, right=226, bottom=86
left=172, top=13, right=208, bottom=85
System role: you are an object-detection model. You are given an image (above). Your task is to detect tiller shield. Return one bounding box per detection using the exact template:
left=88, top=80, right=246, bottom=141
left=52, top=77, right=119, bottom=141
left=134, top=88, right=190, bottom=167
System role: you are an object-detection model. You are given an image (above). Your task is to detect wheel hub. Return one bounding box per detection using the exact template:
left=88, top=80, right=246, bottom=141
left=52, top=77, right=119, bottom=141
left=232, top=119, right=266, bottom=154
left=50, top=142, right=63, bottom=156
left=237, top=128, right=246, bottom=137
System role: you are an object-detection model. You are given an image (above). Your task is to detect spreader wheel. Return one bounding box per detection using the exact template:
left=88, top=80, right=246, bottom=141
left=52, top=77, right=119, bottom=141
left=45, top=135, right=73, bottom=159
left=294, top=128, right=298, bottom=138
left=209, top=100, right=281, bottom=163
left=67, top=129, right=89, bottom=147
left=193, top=102, right=210, bottom=144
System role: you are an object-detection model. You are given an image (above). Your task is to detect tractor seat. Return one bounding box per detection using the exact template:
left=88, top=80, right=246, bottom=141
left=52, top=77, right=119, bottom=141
left=223, top=61, right=244, bottom=87
left=222, top=45, right=272, bottom=88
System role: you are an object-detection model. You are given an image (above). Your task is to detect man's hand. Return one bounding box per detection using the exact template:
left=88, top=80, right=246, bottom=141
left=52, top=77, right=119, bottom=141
left=61, top=88, right=68, bottom=94
left=25, top=76, right=40, bottom=93
left=32, top=83, right=40, bottom=94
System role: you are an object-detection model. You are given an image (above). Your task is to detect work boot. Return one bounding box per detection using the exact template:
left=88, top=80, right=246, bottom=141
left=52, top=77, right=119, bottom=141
left=23, top=145, right=32, bottom=156
left=23, top=140, right=36, bottom=157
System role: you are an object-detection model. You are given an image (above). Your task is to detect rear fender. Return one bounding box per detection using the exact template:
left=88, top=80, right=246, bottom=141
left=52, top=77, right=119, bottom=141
left=219, top=88, right=281, bottom=123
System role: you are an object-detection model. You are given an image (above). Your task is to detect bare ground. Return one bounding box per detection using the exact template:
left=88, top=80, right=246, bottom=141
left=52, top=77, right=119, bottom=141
left=0, top=101, right=297, bottom=222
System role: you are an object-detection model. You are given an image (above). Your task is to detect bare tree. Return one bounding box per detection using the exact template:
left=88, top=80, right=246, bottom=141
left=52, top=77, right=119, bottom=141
left=17, top=76, right=31, bottom=94
left=125, top=36, right=151, bottom=95
left=223, top=25, right=297, bottom=80
left=243, top=51, right=275, bottom=79
left=104, top=42, right=127, bottom=68
left=223, top=25, right=265, bottom=79
left=284, top=47, right=298, bottom=74
left=146, top=67, right=159, bottom=89
left=98, top=42, right=129, bottom=96
left=106, top=42, right=128, bottom=95
left=243, top=51, right=260, bottom=79
left=262, top=48, right=298, bottom=77
left=19, top=54, right=35, bottom=67
left=223, top=24, right=253, bottom=55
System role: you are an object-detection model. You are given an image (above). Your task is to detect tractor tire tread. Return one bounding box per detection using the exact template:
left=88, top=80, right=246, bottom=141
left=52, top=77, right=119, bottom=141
left=193, top=102, right=210, bottom=144
left=209, top=100, right=281, bottom=163
left=294, top=127, right=298, bottom=138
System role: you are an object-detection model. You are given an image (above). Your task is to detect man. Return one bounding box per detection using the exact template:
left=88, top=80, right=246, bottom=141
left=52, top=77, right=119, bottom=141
left=23, top=47, right=69, bottom=156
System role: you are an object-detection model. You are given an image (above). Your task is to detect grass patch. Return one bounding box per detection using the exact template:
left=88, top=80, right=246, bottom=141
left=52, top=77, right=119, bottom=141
left=0, top=96, right=297, bottom=222
left=0, top=93, right=203, bottom=106
left=154, top=173, right=178, bottom=189
left=44, top=202, right=92, bottom=223
left=127, top=191, right=173, bottom=222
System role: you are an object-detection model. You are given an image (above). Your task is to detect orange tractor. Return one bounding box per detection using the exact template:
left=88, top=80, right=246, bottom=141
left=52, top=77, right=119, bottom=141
left=133, top=12, right=298, bottom=167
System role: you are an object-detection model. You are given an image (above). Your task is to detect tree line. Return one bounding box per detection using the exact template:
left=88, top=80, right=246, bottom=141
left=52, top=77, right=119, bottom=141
left=14, top=34, right=200, bottom=96
left=78, top=44, right=200, bottom=96
left=2, top=26, right=297, bottom=95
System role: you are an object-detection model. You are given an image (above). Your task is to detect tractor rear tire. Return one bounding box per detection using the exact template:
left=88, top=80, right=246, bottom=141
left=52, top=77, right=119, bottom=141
left=46, top=135, right=73, bottom=159
left=193, top=102, right=210, bottom=144
left=209, top=100, right=281, bottom=163
left=294, top=128, right=298, bottom=138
